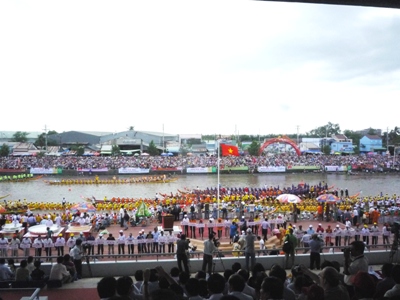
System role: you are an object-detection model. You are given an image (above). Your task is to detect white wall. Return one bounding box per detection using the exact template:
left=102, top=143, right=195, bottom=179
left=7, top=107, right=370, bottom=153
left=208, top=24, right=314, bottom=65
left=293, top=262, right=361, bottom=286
left=39, top=250, right=392, bottom=278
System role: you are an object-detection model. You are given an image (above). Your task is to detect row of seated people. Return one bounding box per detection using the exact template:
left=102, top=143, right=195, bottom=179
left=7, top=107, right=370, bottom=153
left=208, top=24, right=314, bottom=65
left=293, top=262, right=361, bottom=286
left=0, top=254, right=78, bottom=288
left=95, top=260, right=400, bottom=300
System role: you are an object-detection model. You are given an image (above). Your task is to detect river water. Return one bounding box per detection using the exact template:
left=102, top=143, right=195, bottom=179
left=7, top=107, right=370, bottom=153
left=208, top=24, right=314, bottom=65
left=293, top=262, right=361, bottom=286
left=1, top=173, right=400, bottom=203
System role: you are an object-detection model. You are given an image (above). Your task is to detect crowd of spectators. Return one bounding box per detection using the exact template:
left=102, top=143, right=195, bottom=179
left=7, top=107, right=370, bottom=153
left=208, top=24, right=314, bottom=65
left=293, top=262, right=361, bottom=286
left=1, top=238, right=400, bottom=299
left=94, top=255, right=400, bottom=299
left=0, top=153, right=398, bottom=171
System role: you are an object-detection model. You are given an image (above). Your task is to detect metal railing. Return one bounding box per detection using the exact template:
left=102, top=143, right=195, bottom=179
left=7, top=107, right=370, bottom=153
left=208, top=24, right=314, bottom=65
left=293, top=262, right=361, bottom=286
left=2, top=242, right=395, bottom=264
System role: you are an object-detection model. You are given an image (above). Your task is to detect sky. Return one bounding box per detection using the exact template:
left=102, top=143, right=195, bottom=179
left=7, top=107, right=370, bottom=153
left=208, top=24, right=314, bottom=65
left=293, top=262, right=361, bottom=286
left=1, top=0, right=400, bottom=137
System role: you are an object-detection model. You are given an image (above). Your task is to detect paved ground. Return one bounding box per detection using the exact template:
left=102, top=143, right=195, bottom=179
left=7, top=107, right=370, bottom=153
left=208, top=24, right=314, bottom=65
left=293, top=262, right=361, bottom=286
left=12, top=214, right=392, bottom=263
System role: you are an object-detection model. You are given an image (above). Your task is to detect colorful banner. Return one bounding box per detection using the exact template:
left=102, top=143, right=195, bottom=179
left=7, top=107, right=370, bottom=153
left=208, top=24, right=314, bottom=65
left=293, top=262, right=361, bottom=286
left=215, top=166, right=249, bottom=172
left=324, top=166, right=348, bottom=172
left=287, top=166, right=320, bottom=170
left=257, top=166, right=286, bottom=173
left=77, top=168, right=109, bottom=173
left=186, top=167, right=213, bottom=174
left=30, top=168, right=62, bottom=174
left=151, top=167, right=183, bottom=172
left=118, top=168, right=150, bottom=174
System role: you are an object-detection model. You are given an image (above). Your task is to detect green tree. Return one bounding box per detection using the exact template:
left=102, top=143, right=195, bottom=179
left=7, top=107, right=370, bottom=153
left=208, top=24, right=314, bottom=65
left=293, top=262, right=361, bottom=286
left=322, top=144, right=331, bottom=155
left=76, top=146, right=85, bottom=156
left=0, top=144, right=10, bottom=157
left=180, top=146, right=189, bottom=156
left=307, top=122, right=341, bottom=137
left=36, top=152, right=45, bottom=158
left=343, top=130, right=362, bottom=154
left=112, top=145, right=121, bottom=156
left=35, top=133, right=46, bottom=148
left=147, top=140, right=158, bottom=156
left=367, top=128, right=377, bottom=135
left=71, top=145, right=85, bottom=156
left=248, top=141, right=260, bottom=156
left=35, top=131, right=58, bottom=149
left=387, top=127, right=400, bottom=146
left=11, top=131, right=29, bottom=143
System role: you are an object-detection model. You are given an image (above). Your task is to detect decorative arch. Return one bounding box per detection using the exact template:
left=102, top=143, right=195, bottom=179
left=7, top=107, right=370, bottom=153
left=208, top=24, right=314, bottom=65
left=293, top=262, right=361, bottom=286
left=259, top=136, right=301, bottom=156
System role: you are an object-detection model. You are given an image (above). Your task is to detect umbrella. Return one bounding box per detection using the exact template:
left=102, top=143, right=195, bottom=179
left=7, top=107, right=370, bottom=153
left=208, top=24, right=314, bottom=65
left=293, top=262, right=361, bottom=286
left=276, top=194, right=302, bottom=204
left=0, top=205, right=7, bottom=213
left=161, top=153, right=168, bottom=157
left=141, top=153, right=150, bottom=156
left=317, top=194, right=340, bottom=203
left=167, top=152, right=173, bottom=156
left=70, top=202, right=96, bottom=213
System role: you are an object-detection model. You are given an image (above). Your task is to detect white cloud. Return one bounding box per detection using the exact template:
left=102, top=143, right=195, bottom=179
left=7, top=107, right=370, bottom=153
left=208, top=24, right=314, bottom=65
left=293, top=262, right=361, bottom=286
left=0, top=0, right=399, bottom=136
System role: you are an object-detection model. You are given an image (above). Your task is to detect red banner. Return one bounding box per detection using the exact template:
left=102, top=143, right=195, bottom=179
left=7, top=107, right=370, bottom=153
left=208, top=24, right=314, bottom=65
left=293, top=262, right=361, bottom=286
left=151, top=167, right=182, bottom=172
left=0, top=168, right=27, bottom=173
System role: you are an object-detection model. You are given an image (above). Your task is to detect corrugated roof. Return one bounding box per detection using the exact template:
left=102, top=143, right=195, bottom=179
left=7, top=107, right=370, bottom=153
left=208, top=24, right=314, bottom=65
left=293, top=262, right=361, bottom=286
left=333, top=134, right=348, bottom=140
left=139, top=131, right=177, bottom=137
left=365, top=134, right=381, bottom=140
left=74, top=131, right=112, bottom=136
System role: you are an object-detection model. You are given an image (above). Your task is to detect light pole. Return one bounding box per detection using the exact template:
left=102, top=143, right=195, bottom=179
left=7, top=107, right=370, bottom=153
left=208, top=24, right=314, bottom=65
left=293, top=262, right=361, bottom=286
left=162, top=124, right=165, bottom=153
left=43, top=125, right=48, bottom=152
left=394, top=146, right=400, bottom=168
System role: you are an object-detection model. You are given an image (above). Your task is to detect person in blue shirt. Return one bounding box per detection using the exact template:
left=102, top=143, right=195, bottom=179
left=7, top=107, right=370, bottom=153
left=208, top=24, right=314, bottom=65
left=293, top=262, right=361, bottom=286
left=309, top=234, right=324, bottom=270
left=230, top=222, right=238, bottom=244
left=307, top=225, right=315, bottom=235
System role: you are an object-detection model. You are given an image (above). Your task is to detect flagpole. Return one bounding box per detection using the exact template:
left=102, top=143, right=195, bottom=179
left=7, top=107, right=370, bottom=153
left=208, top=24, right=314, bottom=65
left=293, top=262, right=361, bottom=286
left=217, top=140, right=220, bottom=219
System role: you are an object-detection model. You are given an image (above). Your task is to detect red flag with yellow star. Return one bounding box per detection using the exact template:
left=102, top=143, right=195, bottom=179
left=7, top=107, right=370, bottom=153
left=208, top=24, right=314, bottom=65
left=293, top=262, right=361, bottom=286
left=221, top=144, right=239, bottom=156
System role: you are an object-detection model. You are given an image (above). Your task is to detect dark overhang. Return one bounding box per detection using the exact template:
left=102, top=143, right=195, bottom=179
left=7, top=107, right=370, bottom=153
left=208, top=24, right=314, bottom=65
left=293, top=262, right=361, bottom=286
left=259, top=0, right=400, bottom=9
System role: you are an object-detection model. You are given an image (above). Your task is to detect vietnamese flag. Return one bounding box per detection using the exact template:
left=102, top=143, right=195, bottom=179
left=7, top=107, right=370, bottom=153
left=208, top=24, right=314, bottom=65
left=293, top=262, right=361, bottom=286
left=221, top=144, right=239, bottom=156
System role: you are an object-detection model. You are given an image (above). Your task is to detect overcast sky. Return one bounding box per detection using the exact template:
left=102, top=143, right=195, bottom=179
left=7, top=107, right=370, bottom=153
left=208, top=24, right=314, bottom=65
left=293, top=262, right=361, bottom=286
left=1, top=1, right=399, bottom=136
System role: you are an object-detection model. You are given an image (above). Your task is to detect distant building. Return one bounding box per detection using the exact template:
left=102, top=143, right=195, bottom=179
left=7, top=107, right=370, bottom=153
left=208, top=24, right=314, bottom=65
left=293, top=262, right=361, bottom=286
left=48, top=130, right=178, bottom=155
left=178, top=134, right=202, bottom=145
left=359, top=135, right=385, bottom=153
left=11, top=143, right=40, bottom=156
left=191, top=144, right=208, bottom=156
left=300, top=138, right=323, bottom=153
left=203, top=140, right=217, bottom=156
left=329, top=134, right=354, bottom=154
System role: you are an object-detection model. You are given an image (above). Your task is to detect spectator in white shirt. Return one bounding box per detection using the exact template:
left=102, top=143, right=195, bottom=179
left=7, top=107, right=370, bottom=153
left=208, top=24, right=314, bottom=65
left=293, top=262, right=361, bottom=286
left=9, top=235, right=20, bottom=259
left=257, top=236, right=266, bottom=255
left=54, top=214, right=62, bottom=227
left=45, top=216, right=54, bottom=227
left=382, top=223, right=390, bottom=245
left=33, top=235, right=43, bottom=257
left=49, top=256, right=71, bottom=283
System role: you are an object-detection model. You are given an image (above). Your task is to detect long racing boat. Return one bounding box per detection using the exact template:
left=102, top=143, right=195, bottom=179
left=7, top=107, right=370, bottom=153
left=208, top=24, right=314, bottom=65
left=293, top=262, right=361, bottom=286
left=0, top=175, right=43, bottom=183
left=45, top=176, right=178, bottom=185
